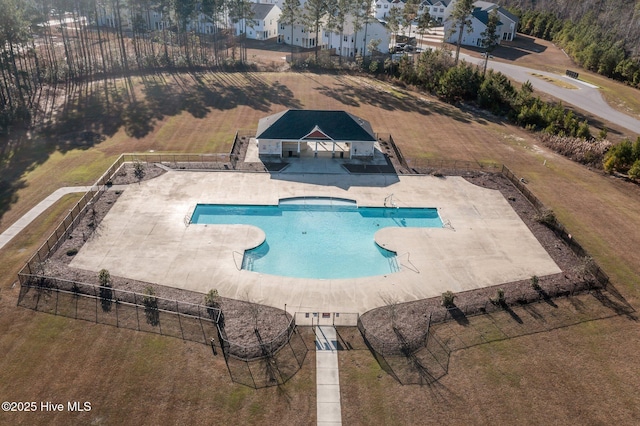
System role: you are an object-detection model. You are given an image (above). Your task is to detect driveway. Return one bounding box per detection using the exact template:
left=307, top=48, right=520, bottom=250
left=460, top=53, right=640, bottom=136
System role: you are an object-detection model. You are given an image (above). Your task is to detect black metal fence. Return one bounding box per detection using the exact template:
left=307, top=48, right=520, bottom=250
left=356, top=315, right=432, bottom=357
left=501, top=164, right=611, bottom=289
left=17, top=277, right=221, bottom=345
left=217, top=319, right=309, bottom=389
left=407, top=157, right=501, bottom=174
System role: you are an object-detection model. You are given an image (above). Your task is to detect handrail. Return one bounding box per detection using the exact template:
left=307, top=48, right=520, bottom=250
left=397, top=252, right=420, bottom=273
left=442, top=219, right=455, bottom=231
left=231, top=250, right=244, bottom=271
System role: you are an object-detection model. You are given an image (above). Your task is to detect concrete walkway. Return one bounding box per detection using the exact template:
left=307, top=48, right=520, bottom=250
left=316, top=326, right=342, bottom=425
left=0, top=186, right=95, bottom=251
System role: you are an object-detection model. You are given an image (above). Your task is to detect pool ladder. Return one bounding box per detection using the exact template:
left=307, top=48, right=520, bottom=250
left=388, top=256, right=400, bottom=273
left=384, top=194, right=398, bottom=208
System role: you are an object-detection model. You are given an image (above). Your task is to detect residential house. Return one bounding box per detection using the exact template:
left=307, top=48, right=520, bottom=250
left=256, top=110, right=377, bottom=158
left=95, top=3, right=168, bottom=31
left=322, top=17, right=391, bottom=57
left=444, top=1, right=518, bottom=46
left=421, top=0, right=451, bottom=23
left=278, top=0, right=390, bottom=56
left=235, top=3, right=281, bottom=40
left=374, top=0, right=451, bottom=22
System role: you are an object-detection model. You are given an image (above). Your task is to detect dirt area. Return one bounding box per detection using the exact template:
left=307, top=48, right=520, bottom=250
left=38, top=156, right=597, bottom=357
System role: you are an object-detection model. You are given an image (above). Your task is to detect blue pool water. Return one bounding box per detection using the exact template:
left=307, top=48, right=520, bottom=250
left=190, top=200, right=442, bottom=279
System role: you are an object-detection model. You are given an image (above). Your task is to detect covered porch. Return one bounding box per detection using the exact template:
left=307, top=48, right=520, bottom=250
left=282, top=140, right=352, bottom=159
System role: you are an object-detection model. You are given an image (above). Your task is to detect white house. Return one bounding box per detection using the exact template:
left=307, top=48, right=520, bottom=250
left=278, top=4, right=391, bottom=57
left=444, top=1, right=518, bottom=46
left=374, top=0, right=451, bottom=22
left=421, top=0, right=452, bottom=23
left=374, top=0, right=403, bottom=21
left=95, top=4, right=169, bottom=31
left=323, top=18, right=391, bottom=57
left=235, top=3, right=281, bottom=40
left=256, top=110, right=377, bottom=158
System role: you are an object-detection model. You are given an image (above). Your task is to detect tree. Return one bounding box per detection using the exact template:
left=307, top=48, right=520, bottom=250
left=279, top=0, right=302, bottom=57
left=416, top=10, right=432, bottom=50
left=303, top=0, right=328, bottom=61
left=360, top=0, right=376, bottom=57
left=228, top=0, right=255, bottom=62
left=386, top=6, right=401, bottom=47
left=480, top=9, right=500, bottom=75
left=449, top=0, right=474, bottom=64
left=326, top=0, right=350, bottom=63
left=402, top=0, right=420, bottom=39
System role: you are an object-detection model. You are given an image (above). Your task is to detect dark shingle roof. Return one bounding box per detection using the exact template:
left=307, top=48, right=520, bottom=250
left=251, top=3, right=276, bottom=21
left=257, top=110, right=376, bottom=141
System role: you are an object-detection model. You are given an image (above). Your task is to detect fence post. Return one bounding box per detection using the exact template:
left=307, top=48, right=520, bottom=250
left=177, top=301, right=185, bottom=340
left=134, top=293, right=140, bottom=331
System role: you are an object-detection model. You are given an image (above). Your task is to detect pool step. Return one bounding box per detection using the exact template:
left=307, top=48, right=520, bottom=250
left=388, top=256, right=400, bottom=273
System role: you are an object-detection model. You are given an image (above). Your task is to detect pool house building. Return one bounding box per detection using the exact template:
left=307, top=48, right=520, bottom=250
left=255, top=110, right=377, bottom=159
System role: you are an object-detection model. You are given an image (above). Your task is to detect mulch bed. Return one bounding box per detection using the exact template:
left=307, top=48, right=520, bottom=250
left=358, top=171, right=599, bottom=348
left=39, top=162, right=291, bottom=358
left=35, top=160, right=598, bottom=358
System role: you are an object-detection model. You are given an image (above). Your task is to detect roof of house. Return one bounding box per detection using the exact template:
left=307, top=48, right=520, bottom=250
left=471, top=8, right=499, bottom=25
left=257, top=110, right=376, bottom=141
left=251, top=3, right=278, bottom=20
left=473, top=1, right=518, bottom=23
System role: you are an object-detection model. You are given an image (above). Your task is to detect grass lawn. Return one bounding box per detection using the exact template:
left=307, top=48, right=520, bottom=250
left=1, top=65, right=640, bottom=424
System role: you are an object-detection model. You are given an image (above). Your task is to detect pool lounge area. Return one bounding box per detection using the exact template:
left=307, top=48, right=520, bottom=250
left=70, top=170, right=561, bottom=315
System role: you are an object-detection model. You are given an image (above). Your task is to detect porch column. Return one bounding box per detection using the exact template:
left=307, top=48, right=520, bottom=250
left=297, top=140, right=301, bottom=155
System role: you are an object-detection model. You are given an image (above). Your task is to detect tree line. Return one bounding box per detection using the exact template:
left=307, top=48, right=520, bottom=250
left=0, top=0, right=261, bottom=133
left=503, top=1, right=640, bottom=88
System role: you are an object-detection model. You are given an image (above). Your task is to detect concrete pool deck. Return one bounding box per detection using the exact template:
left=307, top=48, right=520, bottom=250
left=70, top=169, right=561, bottom=315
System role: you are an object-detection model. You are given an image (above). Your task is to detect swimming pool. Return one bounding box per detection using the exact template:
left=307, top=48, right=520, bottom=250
left=190, top=199, right=442, bottom=279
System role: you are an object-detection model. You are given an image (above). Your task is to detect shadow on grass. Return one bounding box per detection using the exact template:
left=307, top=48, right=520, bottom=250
left=310, top=73, right=472, bottom=124
left=361, top=288, right=636, bottom=385
left=0, top=69, right=304, bottom=225
left=223, top=327, right=309, bottom=389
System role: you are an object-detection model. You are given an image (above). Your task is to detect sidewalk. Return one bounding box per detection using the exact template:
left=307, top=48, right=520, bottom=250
left=0, top=186, right=95, bottom=251
left=316, top=326, right=342, bottom=425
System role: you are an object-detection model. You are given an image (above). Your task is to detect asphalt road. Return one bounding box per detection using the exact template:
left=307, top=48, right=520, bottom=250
left=461, top=53, right=640, bottom=136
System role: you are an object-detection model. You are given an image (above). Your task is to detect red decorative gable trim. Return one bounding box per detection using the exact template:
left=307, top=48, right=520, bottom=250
left=305, top=129, right=330, bottom=139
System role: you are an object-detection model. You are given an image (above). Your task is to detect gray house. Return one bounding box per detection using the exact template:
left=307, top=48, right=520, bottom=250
left=256, top=110, right=377, bottom=159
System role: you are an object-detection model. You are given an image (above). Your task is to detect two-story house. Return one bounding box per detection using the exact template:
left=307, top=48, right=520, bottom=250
left=444, top=1, right=518, bottom=47
left=235, top=3, right=281, bottom=40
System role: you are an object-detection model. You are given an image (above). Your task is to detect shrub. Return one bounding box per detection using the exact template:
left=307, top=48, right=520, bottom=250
left=534, top=209, right=556, bottom=227
left=437, top=63, right=482, bottom=103
left=204, top=289, right=221, bottom=319
left=133, top=161, right=145, bottom=180
left=98, top=269, right=112, bottom=312
left=628, top=159, right=640, bottom=180
left=492, top=288, right=506, bottom=305
left=143, top=286, right=159, bottom=326
left=66, top=248, right=78, bottom=256
left=530, top=275, right=541, bottom=291
left=441, top=291, right=456, bottom=308
left=603, top=138, right=637, bottom=173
